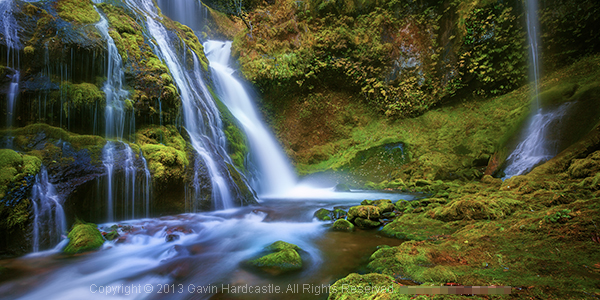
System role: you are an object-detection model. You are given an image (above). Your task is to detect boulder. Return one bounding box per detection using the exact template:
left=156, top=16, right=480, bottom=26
left=331, top=219, right=354, bottom=232
left=63, top=221, right=104, bottom=254
left=347, top=205, right=381, bottom=221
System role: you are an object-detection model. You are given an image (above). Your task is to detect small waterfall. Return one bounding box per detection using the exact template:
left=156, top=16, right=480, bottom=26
left=102, top=142, right=151, bottom=221
left=102, top=142, right=116, bottom=221
left=526, top=0, right=541, bottom=110
left=503, top=0, right=549, bottom=178
left=503, top=103, right=572, bottom=178
left=95, top=8, right=141, bottom=220
left=140, top=151, right=152, bottom=218
left=31, top=167, right=66, bottom=252
left=0, top=0, right=21, bottom=67
left=95, top=9, right=132, bottom=140
left=6, top=70, right=19, bottom=129
left=204, top=41, right=297, bottom=196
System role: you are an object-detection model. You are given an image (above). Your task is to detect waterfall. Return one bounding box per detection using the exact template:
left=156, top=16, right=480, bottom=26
left=204, top=41, right=297, bottom=196
left=124, top=0, right=253, bottom=209
left=503, top=103, right=572, bottom=178
left=503, top=0, right=549, bottom=178
left=95, top=8, right=146, bottom=221
left=0, top=0, right=20, bottom=67
left=6, top=70, right=19, bottom=129
left=31, top=167, right=66, bottom=252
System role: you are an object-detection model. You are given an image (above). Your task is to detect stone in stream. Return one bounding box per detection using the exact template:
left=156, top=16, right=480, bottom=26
left=63, top=221, right=105, bottom=255
left=248, top=241, right=303, bottom=275
left=331, top=219, right=354, bottom=232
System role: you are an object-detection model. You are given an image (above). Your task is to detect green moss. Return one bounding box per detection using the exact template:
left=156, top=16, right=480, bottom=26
left=248, top=249, right=302, bottom=273
left=58, top=82, right=105, bottom=117
left=56, top=0, right=100, bottom=24
left=141, top=144, right=189, bottom=183
left=347, top=205, right=380, bottom=221
left=264, top=240, right=301, bottom=252
left=314, top=208, right=332, bottom=221
left=331, top=219, right=354, bottom=231
left=0, top=199, right=32, bottom=233
left=430, top=195, right=523, bottom=221
left=63, top=220, right=104, bottom=255
left=0, top=149, right=41, bottom=199
left=382, top=213, right=457, bottom=240
left=353, top=217, right=381, bottom=229
left=224, top=124, right=248, bottom=172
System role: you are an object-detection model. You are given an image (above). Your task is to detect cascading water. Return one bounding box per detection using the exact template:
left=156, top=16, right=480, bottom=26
left=95, top=9, right=147, bottom=221
left=502, top=0, right=555, bottom=178
left=0, top=0, right=20, bottom=66
left=30, top=167, right=66, bottom=252
left=125, top=0, right=250, bottom=209
left=503, top=103, right=572, bottom=178
left=204, top=41, right=297, bottom=196
left=5, top=70, right=18, bottom=129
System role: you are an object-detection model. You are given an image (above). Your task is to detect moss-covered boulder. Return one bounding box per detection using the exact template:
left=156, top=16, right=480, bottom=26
left=63, top=221, right=104, bottom=254
left=331, top=219, right=354, bottom=232
left=248, top=241, right=303, bottom=275
left=264, top=240, right=300, bottom=252
left=347, top=205, right=381, bottom=221
left=314, top=208, right=332, bottom=221
left=354, top=217, right=381, bottom=229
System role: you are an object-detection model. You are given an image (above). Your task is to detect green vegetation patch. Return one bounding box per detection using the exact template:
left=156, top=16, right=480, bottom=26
left=249, top=241, right=303, bottom=274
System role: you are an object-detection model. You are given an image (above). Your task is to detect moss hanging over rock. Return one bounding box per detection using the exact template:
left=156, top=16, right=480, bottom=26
left=0, top=149, right=42, bottom=200
left=63, top=220, right=104, bottom=255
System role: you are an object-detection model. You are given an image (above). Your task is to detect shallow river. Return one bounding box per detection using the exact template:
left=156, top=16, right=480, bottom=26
left=0, top=190, right=417, bottom=300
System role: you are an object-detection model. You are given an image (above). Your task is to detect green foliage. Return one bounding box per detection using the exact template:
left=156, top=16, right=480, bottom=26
left=544, top=209, right=572, bottom=223
left=0, top=149, right=42, bottom=200
left=458, top=2, right=527, bottom=97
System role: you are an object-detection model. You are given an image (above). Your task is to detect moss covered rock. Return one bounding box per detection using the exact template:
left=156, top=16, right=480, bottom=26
left=264, top=240, right=300, bottom=252
left=347, top=205, right=381, bottom=221
left=382, top=214, right=456, bottom=240
left=331, top=219, right=354, bottom=231
left=249, top=249, right=302, bottom=274
left=314, top=208, right=332, bottom=221
left=63, top=221, right=104, bottom=254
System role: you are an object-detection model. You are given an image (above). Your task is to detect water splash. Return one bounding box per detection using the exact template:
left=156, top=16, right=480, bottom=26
left=31, top=167, right=66, bottom=252
left=204, top=41, right=297, bottom=196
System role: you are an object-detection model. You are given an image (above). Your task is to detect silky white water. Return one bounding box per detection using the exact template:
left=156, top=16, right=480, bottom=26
left=204, top=41, right=297, bottom=196
left=30, top=167, right=67, bottom=252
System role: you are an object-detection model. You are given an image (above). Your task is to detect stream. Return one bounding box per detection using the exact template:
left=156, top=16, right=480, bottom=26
left=0, top=191, right=416, bottom=300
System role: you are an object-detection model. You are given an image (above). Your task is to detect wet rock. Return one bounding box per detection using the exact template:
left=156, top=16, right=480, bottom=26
left=347, top=205, right=381, bottom=221
left=165, top=234, right=180, bottom=242
left=354, top=217, right=381, bottom=229
left=331, top=219, right=354, bottom=232
left=103, top=230, right=119, bottom=241
left=314, top=208, right=332, bottom=221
